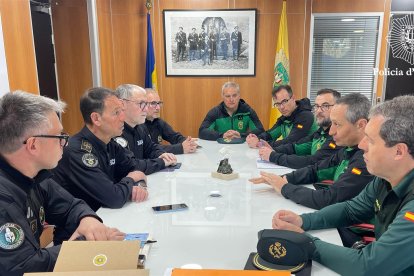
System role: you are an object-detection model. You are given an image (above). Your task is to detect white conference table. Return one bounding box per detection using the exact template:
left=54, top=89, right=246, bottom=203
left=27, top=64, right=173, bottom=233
left=97, top=140, right=341, bottom=276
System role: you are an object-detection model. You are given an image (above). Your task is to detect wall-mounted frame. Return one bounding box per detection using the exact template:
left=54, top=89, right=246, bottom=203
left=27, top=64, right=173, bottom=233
left=163, top=9, right=257, bottom=76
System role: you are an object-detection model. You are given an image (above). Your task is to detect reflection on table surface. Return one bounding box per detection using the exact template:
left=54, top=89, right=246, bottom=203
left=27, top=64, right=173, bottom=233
left=97, top=140, right=340, bottom=276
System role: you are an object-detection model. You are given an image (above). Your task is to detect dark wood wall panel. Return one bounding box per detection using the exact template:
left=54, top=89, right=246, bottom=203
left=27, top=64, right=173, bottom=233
left=0, top=0, right=38, bottom=94
left=51, top=0, right=93, bottom=135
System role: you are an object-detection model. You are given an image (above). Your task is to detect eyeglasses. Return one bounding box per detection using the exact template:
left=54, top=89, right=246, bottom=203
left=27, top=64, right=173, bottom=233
left=23, top=133, right=70, bottom=147
left=312, top=104, right=334, bottom=112
left=123, top=99, right=148, bottom=110
left=273, top=96, right=292, bottom=108
left=148, top=101, right=163, bottom=108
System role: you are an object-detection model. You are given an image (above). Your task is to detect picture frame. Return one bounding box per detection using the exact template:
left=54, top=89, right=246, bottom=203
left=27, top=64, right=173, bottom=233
left=163, top=9, right=257, bottom=76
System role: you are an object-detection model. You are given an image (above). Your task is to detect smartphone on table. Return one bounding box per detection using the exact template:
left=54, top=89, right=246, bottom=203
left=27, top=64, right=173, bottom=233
left=152, top=203, right=188, bottom=213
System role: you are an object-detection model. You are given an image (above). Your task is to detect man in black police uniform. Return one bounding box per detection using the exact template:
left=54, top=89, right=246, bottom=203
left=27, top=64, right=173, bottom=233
left=114, top=84, right=177, bottom=171
left=219, top=26, right=230, bottom=60
left=53, top=87, right=148, bottom=212
left=198, top=26, right=207, bottom=59
left=0, top=91, right=124, bottom=275
left=145, top=88, right=198, bottom=155
left=258, top=88, right=342, bottom=169
left=250, top=93, right=374, bottom=210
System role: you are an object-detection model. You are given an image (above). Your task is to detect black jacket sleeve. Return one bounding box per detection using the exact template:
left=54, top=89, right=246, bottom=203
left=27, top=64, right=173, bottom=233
left=158, top=120, right=185, bottom=154
left=281, top=151, right=373, bottom=209
left=270, top=111, right=316, bottom=148
left=269, top=138, right=342, bottom=169
left=159, top=119, right=186, bottom=145
left=66, top=148, right=134, bottom=209
left=199, top=107, right=222, bottom=140
left=0, top=198, right=61, bottom=275
left=246, top=108, right=265, bottom=137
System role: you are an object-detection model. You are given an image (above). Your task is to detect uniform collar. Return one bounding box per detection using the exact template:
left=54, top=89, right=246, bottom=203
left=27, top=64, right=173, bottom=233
left=0, top=156, right=51, bottom=193
left=392, top=169, right=414, bottom=198
left=80, top=126, right=107, bottom=152
left=124, top=122, right=135, bottom=134
left=145, top=118, right=159, bottom=126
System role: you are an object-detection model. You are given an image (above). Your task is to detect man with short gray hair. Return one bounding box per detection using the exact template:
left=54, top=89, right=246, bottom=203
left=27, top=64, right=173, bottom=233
left=0, top=91, right=124, bottom=275
left=271, top=95, right=414, bottom=275
left=114, top=84, right=177, bottom=173
left=250, top=93, right=374, bottom=210
left=199, top=81, right=264, bottom=140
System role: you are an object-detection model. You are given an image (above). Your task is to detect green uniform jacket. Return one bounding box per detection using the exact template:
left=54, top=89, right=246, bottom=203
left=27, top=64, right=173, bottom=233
left=269, top=126, right=342, bottom=169
left=198, top=99, right=264, bottom=140
left=282, top=146, right=374, bottom=209
left=258, top=98, right=318, bottom=148
left=301, top=169, right=414, bottom=276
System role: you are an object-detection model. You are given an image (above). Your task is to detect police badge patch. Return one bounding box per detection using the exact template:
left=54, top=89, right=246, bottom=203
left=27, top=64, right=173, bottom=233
left=0, top=223, right=24, bottom=250
left=114, top=137, right=128, bottom=148
left=157, top=135, right=162, bottom=143
left=82, top=153, right=99, bottom=167
left=238, top=121, right=244, bottom=130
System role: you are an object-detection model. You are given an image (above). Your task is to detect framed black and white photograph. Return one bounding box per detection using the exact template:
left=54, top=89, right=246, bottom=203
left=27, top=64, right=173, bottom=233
left=163, top=9, right=257, bottom=76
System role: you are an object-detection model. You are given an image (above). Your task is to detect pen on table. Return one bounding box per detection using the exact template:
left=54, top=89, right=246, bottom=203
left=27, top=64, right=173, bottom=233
left=145, top=240, right=157, bottom=244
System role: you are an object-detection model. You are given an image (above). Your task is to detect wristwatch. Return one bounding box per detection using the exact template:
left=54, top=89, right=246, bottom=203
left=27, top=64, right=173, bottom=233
left=134, top=179, right=147, bottom=189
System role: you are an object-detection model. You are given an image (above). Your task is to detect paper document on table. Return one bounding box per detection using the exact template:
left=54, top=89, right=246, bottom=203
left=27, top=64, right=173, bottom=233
left=256, top=159, right=295, bottom=172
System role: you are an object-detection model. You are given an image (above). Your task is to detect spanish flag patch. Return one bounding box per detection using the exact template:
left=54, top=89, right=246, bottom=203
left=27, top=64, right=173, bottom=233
left=297, top=124, right=303, bottom=129
left=404, top=212, right=414, bottom=223
left=328, top=142, right=336, bottom=149
left=351, top=168, right=362, bottom=175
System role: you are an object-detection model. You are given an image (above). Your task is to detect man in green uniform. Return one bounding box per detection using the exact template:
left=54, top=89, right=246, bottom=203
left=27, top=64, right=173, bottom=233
left=250, top=93, right=373, bottom=210
left=271, top=95, right=414, bottom=275
left=246, top=85, right=318, bottom=148
left=258, top=88, right=342, bottom=169
left=199, top=81, right=264, bottom=140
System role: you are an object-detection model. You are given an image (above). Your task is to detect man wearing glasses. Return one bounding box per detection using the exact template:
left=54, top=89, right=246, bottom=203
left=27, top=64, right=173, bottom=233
left=247, top=85, right=317, bottom=148
left=0, top=91, right=124, bottom=275
left=258, top=89, right=342, bottom=169
left=250, top=93, right=374, bottom=212
left=199, top=81, right=265, bottom=141
left=145, top=88, right=198, bottom=154
left=271, top=96, right=414, bottom=275
left=53, top=87, right=148, bottom=212
left=114, top=84, right=177, bottom=172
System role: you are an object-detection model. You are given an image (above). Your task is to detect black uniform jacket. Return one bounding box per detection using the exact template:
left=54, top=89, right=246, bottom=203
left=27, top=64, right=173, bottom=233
left=53, top=126, right=139, bottom=211
left=115, top=123, right=166, bottom=174
left=0, top=157, right=98, bottom=275
left=145, top=118, right=186, bottom=155
left=281, top=146, right=374, bottom=210
left=259, top=98, right=317, bottom=148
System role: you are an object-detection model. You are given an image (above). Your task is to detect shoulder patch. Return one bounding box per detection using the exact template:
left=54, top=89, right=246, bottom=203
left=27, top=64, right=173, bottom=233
left=328, top=142, right=337, bottom=149
left=157, top=135, right=163, bottom=143
left=0, top=223, right=24, bottom=250
left=351, top=168, right=362, bottom=175
left=81, top=140, right=93, bottom=153
left=297, top=124, right=303, bottom=129
left=114, top=137, right=128, bottom=148
left=82, top=153, right=99, bottom=168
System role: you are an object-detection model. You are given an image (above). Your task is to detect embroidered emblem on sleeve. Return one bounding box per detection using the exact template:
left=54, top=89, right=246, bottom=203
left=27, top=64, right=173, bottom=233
left=82, top=153, right=99, bottom=168
left=114, top=137, right=128, bottom=148
left=0, top=223, right=24, bottom=250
